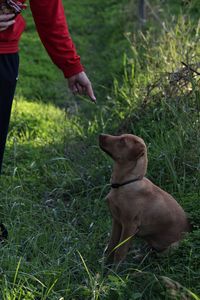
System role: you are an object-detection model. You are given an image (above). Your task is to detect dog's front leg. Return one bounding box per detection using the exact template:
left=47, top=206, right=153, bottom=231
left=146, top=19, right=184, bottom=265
left=106, top=218, right=122, bottom=264
left=113, top=223, right=138, bottom=264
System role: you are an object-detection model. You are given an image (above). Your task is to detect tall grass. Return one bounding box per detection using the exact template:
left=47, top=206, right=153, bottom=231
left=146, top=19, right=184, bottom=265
left=94, top=17, right=200, bottom=195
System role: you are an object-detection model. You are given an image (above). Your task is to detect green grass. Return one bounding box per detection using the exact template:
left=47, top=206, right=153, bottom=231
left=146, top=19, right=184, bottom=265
left=0, top=0, right=200, bottom=299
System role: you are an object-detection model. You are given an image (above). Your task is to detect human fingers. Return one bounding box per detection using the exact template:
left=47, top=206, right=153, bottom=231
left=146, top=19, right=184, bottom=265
left=0, top=14, right=15, bottom=21
left=75, top=83, right=84, bottom=95
left=85, top=82, right=96, bottom=103
left=70, top=83, right=78, bottom=95
left=77, top=72, right=96, bottom=102
left=67, top=77, right=78, bottom=94
left=68, top=73, right=96, bottom=102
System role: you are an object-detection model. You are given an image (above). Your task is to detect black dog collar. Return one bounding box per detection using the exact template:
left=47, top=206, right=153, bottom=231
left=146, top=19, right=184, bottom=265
left=111, top=177, right=141, bottom=189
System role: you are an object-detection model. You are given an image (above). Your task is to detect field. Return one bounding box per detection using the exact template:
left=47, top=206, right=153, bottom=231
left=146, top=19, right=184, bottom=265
left=0, top=0, right=200, bottom=299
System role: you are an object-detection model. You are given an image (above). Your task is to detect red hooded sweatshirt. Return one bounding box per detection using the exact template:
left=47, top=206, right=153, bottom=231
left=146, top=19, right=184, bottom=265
left=0, top=0, right=84, bottom=78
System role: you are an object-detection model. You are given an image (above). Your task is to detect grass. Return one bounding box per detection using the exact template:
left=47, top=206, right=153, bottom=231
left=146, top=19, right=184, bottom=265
left=0, top=0, right=200, bottom=299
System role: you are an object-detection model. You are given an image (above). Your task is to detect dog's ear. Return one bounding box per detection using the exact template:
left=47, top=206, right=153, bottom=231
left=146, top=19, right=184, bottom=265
left=129, top=141, right=145, bottom=161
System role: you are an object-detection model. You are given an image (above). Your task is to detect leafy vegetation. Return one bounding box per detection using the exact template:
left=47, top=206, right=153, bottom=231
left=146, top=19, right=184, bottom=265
left=0, top=0, right=200, bottom=299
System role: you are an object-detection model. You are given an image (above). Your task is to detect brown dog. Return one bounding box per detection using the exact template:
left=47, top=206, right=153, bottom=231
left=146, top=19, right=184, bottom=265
left=99, top=134, right=190, bottom=264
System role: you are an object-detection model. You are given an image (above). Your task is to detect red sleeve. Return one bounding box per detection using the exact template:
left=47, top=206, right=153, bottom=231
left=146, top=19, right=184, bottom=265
left=30, top=0, right=84, bottom=78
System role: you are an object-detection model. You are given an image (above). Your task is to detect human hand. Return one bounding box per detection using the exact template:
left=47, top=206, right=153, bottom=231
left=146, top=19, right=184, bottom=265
left=68, top=71, right=96, bottom=103
left=0, top=14, right=15, bottom=31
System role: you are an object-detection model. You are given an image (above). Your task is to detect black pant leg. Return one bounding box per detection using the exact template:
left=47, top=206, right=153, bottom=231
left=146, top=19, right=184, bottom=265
left=0, top=53, right=19, bottom=174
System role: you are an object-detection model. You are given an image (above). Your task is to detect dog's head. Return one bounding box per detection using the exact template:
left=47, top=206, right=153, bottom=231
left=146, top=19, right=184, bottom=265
left=99, top=133, right=148, bottom=178
left=99, top=134, right=146, bottom=163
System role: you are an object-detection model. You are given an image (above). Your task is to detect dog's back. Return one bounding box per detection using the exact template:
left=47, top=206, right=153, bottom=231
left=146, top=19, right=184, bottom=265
left=133, top=178, right=190, bottom=250
left=107, top=177, right=189, bottom=251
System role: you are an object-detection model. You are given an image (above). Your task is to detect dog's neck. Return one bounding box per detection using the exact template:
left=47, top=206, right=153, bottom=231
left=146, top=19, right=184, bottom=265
left=111, top=154, right=148, bottom=184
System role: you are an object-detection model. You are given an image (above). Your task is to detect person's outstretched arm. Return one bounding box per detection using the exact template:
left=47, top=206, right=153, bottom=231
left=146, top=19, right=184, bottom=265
left=30, top=0, right=96, bottom=102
